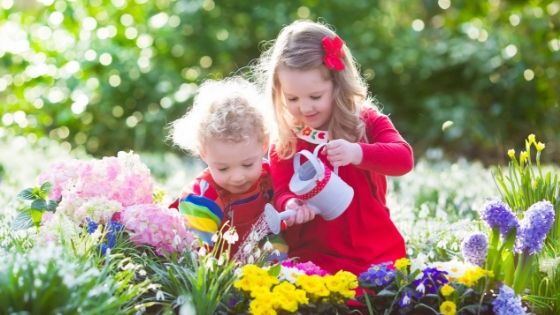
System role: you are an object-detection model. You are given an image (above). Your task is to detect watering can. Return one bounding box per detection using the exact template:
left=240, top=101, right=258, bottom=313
left=264, top=144, right=355, bottom=234
left=289, top=143, right=354, bottom=220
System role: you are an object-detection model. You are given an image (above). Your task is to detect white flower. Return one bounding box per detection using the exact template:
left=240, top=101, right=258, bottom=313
left=223, top=229, right=239, bottom=245
left=205, top=257, right=215, bottom=271
left=263, top=241, right=273, bottom=251
left=539, top=256, right=560, bottom=278
left=278, top=266, right=304, bottom=283
left=416, top=282, right=425, bottom=294
left=198, top=246, right=207, bottom=257
left=402, top=294, right=411, bottom=306
left=430, top=259, right=473, bottom=280
left=156, top=290, right=165, bottom=301
left=243, top=243, right=253, bottom=254
left=211, top=233, right=219, bottom=243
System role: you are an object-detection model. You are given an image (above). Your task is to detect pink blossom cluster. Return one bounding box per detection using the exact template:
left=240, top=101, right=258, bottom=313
left=38, top=151, right=154, bottom=224
left=122, top=203, right=196, bottom=255
left=282, top=260, right=328, bottom=276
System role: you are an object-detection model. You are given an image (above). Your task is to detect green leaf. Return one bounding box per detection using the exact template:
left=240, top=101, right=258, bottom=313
left=17, top=188, right=35, bottom=201
left=12, top=210, right=34, bottom=230
left=267, top=263, right=281, bottom=277
left=31, top=199, right=47, bottom=210
left=40, top=181, right=53, bottom=194
left=46, top=200, right=58, bottom=212
left=30, top=209, right=44, bottom=226
left=376, top=288, right=397, bottom=297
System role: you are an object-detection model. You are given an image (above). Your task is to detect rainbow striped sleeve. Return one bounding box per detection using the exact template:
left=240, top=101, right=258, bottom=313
left=179, top=194, right=224, bottom=244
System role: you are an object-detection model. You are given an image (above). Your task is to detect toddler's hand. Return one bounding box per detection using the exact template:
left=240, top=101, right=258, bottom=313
left=284, top=198, right=316, bottom=226
left=323, top=139, right=363, bottom=167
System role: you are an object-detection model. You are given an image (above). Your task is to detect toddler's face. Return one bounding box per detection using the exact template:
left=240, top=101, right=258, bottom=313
left=201, top=136, right=266, bottom=194
left=277, top=66, right=334, bottom=130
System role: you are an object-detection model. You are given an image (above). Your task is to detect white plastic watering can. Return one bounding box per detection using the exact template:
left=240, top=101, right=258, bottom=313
left=290, top=143, right=354, bottom=215
left=263, top=144, right=354, bottom=234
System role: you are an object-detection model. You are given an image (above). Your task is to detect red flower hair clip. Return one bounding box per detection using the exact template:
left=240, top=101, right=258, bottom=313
left=321, top=35, right=345, bottom=71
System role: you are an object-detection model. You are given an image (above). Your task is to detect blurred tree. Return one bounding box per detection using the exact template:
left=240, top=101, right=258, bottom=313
left=0, top=0, right=558, bottom=162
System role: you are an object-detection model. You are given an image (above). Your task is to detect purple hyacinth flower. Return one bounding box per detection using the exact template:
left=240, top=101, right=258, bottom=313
left=105, top=220, right=124, bottom=248
left=515, top=201, right=555, bottom=255
left=85, top=217, right=98, bottom=234
left=461, top=232, right=488, bottom=266
left=480, top=199, right=519, bottom=236
left=492, top=284, right=527, bottom=315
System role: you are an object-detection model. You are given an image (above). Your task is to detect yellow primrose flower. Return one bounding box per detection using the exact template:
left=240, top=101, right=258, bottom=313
left=528, top=134, right=536, bottom=145
left=394, top=257, right=411, bottom=271
left=249, top=298, right=277, bottom=315
left=271, top=282, right=308, bottom=308
left=507, top=149, right=515, bottom=159
left=440, top=301, right=457, bottom=315
left=234, top=264, right=279, bottom=294
left=536, top=142, right=545, bottom=151
left=333, top=271, right=358, bottom=291
left=457, top=266, right=492, bottom=287
left=440, top=284, right=455, bottom=297
left=296, top=275, right=330, bottom=299
left=324, top=274, right=356, bottom=299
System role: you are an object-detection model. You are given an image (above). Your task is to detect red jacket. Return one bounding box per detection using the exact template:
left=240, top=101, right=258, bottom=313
left=170, top=162, right=274, bottom=254
left=269, top=108, right=413, bottom=275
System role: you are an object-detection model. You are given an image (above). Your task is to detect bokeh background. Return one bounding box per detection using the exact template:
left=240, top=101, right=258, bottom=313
left=1, top=0, right=559, bottom=163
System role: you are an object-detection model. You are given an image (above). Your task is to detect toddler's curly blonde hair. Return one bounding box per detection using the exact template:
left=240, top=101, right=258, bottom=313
left=171, top=77, right=268, bottom=156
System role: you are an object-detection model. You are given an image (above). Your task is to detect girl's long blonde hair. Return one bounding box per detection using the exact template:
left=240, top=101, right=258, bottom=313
left=256, top=20, right=374, bottom=159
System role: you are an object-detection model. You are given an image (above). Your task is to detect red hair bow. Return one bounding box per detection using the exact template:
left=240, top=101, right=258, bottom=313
left=321, top=35, right=345, bottom=71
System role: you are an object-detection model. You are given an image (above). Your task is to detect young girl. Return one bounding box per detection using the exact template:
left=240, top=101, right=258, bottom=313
left=257, top=20, right=414, bottom=275
left=169, top=77, right=280, bottom=255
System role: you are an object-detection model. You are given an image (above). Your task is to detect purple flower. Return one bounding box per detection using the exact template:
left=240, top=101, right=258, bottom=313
left=105, top=220, right=124, bottom=248
left=85, top=217, right=98, bottom=234
left=358, top=262, right=395, bottom=288
left=515, top=201, right=555, bottom=255
left=480, top=200, right=519, bottom=236
left=461, top=232, right=488, bottom=266
left=492, top=285, right=527, bottom=315
left=412, top=267, right=448, bottom=296
left=399, top=290, right=413, bottom=308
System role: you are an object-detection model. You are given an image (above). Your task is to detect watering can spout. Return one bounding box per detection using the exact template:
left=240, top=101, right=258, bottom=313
left=263, top=204, right=296, bottom=234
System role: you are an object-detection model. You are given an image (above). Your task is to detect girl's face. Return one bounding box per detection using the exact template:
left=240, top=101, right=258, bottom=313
left=200, top=135, right=266, bottom=194
left=277, top=67, right=334, bottom=130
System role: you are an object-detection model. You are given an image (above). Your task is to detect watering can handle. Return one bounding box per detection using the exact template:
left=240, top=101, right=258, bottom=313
left=312, top=143, right=339, bottom=174
left=293, top=148, right=325, bottom=180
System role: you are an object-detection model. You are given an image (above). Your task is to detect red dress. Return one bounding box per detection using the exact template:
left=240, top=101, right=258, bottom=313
left=269, top=108, right=413, bottom=275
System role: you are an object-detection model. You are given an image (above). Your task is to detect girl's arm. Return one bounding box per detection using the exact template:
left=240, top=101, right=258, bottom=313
left=357, top=111, right=414, bottom=176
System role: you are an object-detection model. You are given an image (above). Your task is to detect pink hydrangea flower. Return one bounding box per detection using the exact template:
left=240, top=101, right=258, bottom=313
left=37, top=151, right=155, bottom=225
left=122, top=203, right=196, bottom=255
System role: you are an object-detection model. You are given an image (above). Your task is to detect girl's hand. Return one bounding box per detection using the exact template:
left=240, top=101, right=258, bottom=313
left=324, top=139, right=363, bottom=167
left=284, top=198, right=316, bottom=226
